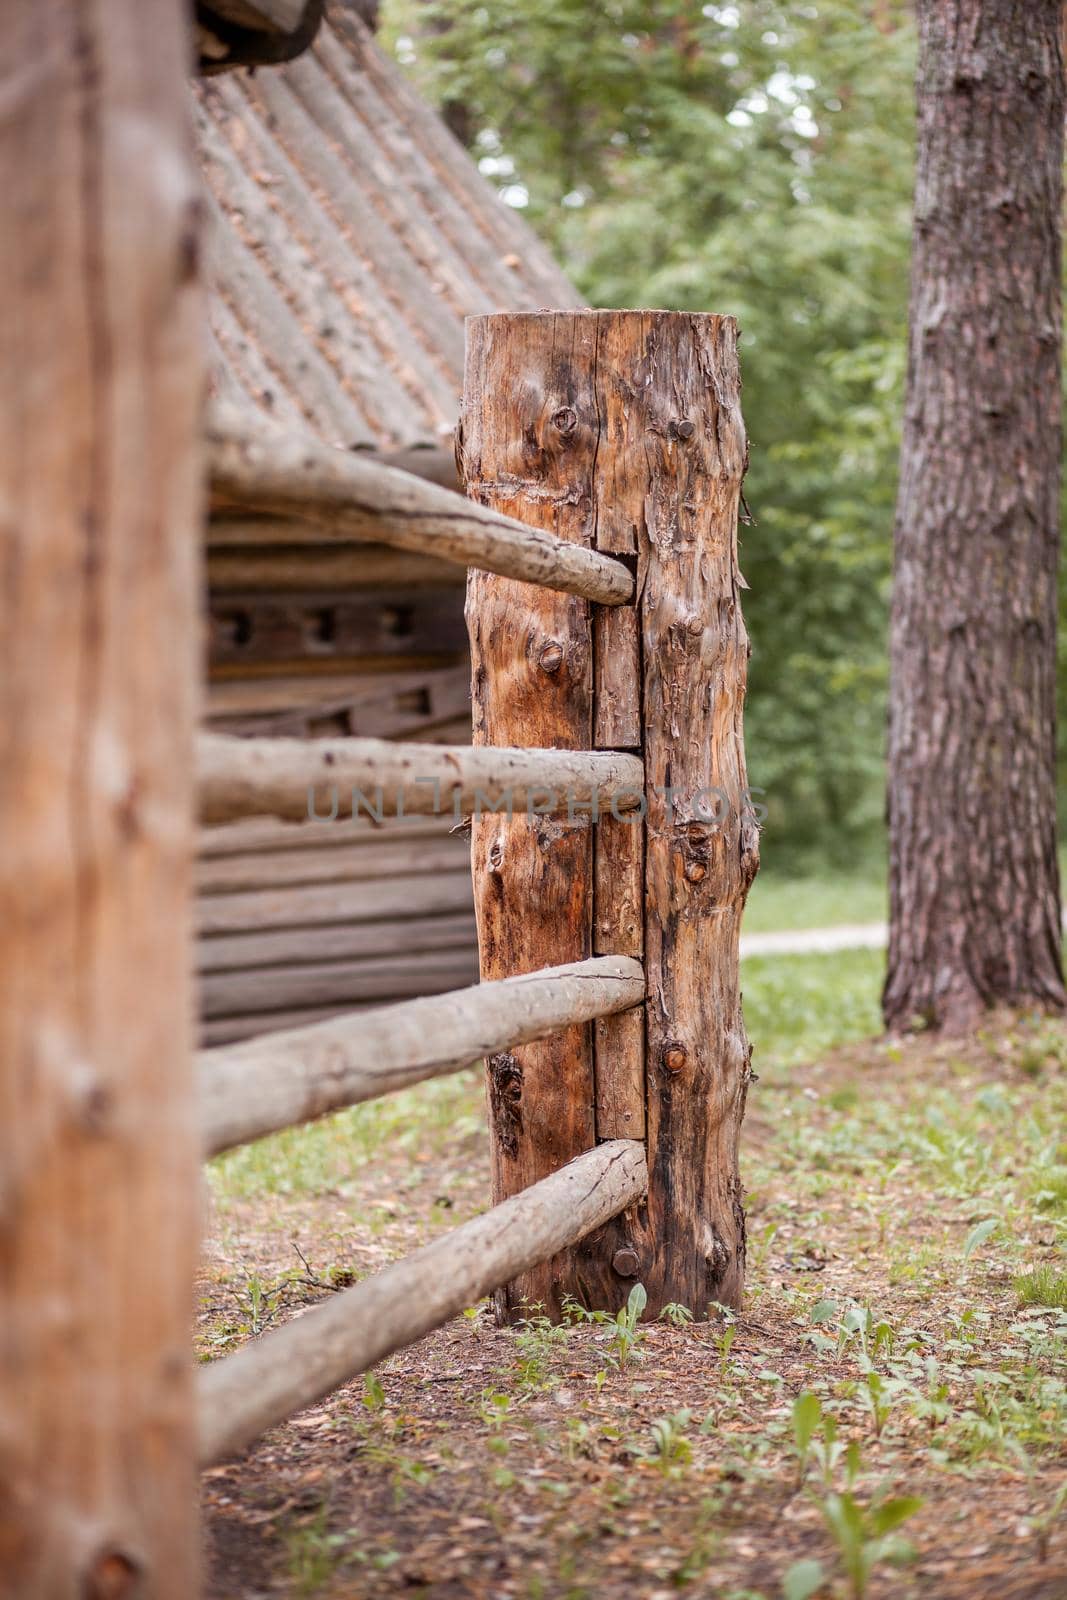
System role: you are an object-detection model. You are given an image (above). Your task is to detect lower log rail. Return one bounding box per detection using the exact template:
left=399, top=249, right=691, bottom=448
left=201, top=955, right=645, bottom=1157
left=198, top=1139, right=648, bottom=1464
left=199, top=731, right=645, bottom=825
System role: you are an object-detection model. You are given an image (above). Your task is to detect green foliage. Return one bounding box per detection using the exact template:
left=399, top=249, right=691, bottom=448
left=782, top=1559, right=825, bottom=1600
left=386, top=0, right=917, bottom=861
left=564, top=1281, right=649, bottom=1372
left=791, top=1390, right=821, bottom=1485
left=819, top=1490, right=922, bottom=1599
left=1015, top=1266, right=1067, bottom=1310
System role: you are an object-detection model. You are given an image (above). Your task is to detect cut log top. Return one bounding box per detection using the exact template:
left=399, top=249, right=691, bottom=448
left=206, top=404, right=633, bottom=606
left=200, top=955, right=645, bottom=1156
left=198, top=732, right=645, bottom=825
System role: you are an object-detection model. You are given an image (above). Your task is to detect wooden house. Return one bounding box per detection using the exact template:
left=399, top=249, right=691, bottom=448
left=194, top=0, right=580, bottom=1043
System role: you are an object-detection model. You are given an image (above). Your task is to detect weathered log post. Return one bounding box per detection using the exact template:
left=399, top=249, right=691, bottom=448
left=0, top=1, right=204, bottom=1592
left=461, top=311, right=757, bottom=1320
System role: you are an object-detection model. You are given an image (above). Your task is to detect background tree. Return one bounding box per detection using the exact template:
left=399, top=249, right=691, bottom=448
left=883, top=0, right=1065, bottom=1031
left=387, top=0, right=917, bottom=870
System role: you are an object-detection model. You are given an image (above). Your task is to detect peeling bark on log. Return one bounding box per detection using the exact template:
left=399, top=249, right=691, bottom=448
left=200, top=956, right=644, bottom=1155
left=198, top=731, right=643, bottom=825
left=884, top=0, right=1066, bottom=1034
left=199, top=1140, right=648, bottom=1464
left=0, top=0, right=203, bottom=1590
left=463, top=311, right=756, bottom=1321
left=637, top=313, right=756, bottom=1315
left=207, top=404, right=633, bottom=605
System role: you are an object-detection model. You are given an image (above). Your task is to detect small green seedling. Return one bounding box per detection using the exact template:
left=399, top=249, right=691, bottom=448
left=792, top=1391, right=822, bottom=1487
left=820, top=1490, right=922, bottom=1600
left=660, top=1301, right=695, bottom=1328
left=645, top=1408, right=693, bottom=1476
left=782, top=1558, right=825, bottom=1600
left=362, top=1373, right=386, bottom=1412
left=609, top=1282, right=648, bottom=1370
left=859, top=1370, right=907, bottom=1438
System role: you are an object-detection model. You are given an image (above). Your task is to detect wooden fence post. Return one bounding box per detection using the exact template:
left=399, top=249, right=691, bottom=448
left=0, top=2, right=204, bottom=1592
left=461, top=311, right=757, bottom=1320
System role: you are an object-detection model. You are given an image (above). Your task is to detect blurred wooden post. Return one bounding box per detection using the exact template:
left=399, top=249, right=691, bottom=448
left=0, top=2, right=204, bottom=1592
left=461, top=311, right=757, bottom=1321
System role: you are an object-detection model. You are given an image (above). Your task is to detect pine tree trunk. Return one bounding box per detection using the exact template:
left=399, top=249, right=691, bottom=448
left=885, top=0, right=1066, bottom=1033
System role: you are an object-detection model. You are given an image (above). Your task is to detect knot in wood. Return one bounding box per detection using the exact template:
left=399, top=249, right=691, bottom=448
left=670, top=418, right=696, bottom=441
left=662, top=1042, right=688, bottom=1075
left=612, top=1246, right=641, bottom=1278
left=84, top=1548, right=141, bottom=1600
left=537, top=640, right=564, bottom=674
left=487, top=1052, right=523, bottom=1158
left=684, top=860, right=707, bottom=884
left=551, top=406, right=577, bottom=436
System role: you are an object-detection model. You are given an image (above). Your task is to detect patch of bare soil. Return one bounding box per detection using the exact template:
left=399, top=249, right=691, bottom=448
left=198, top=1026, right=1066, bottom=1600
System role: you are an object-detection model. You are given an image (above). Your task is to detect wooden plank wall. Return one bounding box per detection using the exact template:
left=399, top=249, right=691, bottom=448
left=198, top=544, right=477, bottom=1043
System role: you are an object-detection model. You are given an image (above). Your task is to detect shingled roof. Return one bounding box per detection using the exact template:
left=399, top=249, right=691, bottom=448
left=195, top=0, right=582, bottom=454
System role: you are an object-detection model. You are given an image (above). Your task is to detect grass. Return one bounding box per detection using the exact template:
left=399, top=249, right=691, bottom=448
left=745, top=845, right=1067, bottom=935
left=744, top=870, right=887, bottom=934
left=208, top=946, right=885, bottom=1206
left=1015, top=1266, right=1067, bottom=1309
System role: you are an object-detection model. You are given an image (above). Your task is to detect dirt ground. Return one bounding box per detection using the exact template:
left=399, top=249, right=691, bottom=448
left=198, top=1019, right=1067, bottom=1600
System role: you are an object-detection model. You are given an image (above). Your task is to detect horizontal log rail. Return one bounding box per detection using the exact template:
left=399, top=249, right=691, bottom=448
left=206, top=404, right=633, bottom=606
left=199, top=1139, right=648, bottom=1463
left=201, top=956, right=645, bottom=1157
left=199, top=731, right=646, bottom=826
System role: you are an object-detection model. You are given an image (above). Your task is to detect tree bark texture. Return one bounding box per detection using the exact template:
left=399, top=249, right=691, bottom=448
left=885, top=0, right=1066, bottom=1033
left=461, top=311, right=756, bottom=1319
left=0, top=2, right=204, bottom=1596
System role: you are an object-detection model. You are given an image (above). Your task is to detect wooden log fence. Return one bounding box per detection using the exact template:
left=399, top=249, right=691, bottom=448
left=199, top=1139, right=648, bottom=1465
left=207, top=403, right=634, bottom=605
left=1, top=0, right=205, bottom=1589
left=461, top=310, right=757, bottom=1319
left=198, top=729, right=645, bottom=824
left=8, top=47, right=757, bottom=1556
left=201, top=956, right=644, bottom=1156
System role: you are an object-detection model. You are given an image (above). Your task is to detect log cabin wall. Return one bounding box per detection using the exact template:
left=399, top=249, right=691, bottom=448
left=200, top=548, right=476, bottom=1045
left=194, top=0, right=582, bottom=1042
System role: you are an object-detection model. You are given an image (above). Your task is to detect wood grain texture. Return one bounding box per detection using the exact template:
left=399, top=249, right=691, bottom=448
left=208, top=402, right=634, bottom=604
left=199, top=731, right=643, bottom=825
left=462, top=313, right=600, bottom=1318
left=463, top=311, right=756, bottom=1320
left=589, top=321, right=646, bottom=1160
left=636, top=313, right=757, bottom=1315
left=199, top=947, right=480, bottom=1019
left=198, top=911, right=476, bottom=974
left=199, top=1141, right=648, bottom=1463
left=0, top=0, right=204, bottom=1590
left=201, top=956, right=644, bottom=1155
